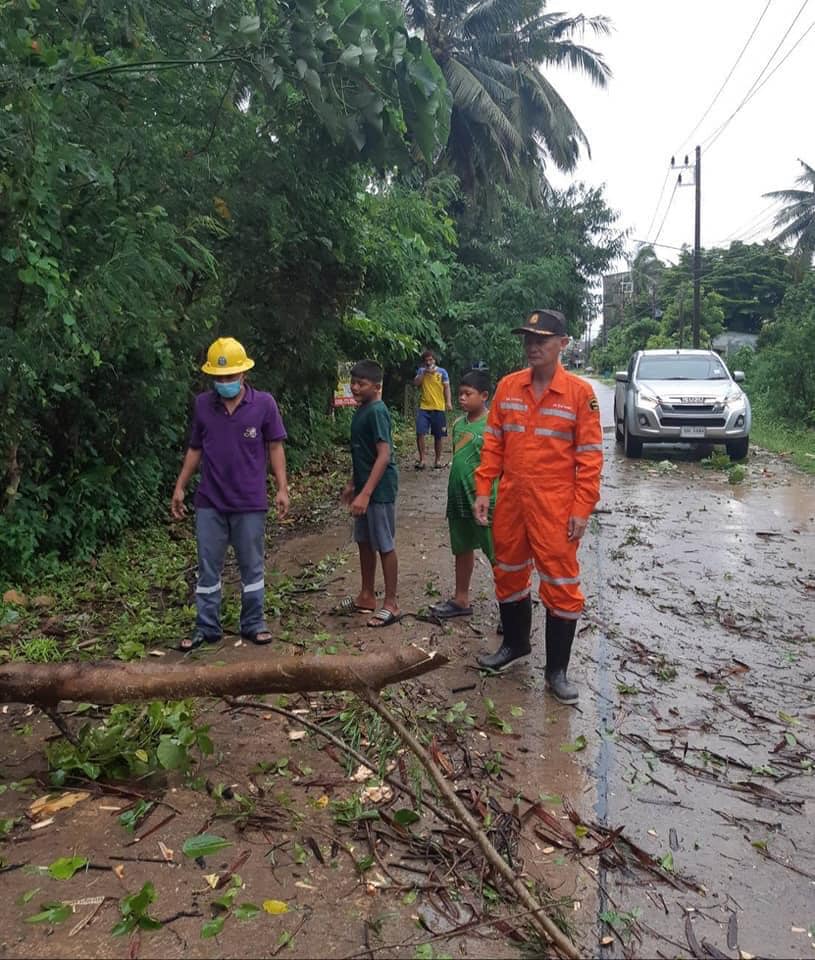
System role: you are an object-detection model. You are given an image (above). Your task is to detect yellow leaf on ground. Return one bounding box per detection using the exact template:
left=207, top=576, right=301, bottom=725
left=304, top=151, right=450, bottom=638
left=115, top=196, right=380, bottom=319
left=113, top=864, right=125, bottom=879
left=2, top=589, right=27, bottom=606
left=315, top=794, right=329, bottom=809
left=263, top=899, right=289, bottom=915
left=29, top=791, right=90, bottom=820
left=204, top=874, right=220, bottom=889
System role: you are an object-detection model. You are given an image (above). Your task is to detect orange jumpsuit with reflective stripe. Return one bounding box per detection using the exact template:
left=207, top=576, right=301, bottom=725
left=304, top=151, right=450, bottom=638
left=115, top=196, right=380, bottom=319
left=475, top=364, right=603, bottom=619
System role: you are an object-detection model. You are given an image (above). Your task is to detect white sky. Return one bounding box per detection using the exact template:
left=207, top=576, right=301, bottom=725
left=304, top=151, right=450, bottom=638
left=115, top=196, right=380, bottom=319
left=547, top=0, right=815, bottom=267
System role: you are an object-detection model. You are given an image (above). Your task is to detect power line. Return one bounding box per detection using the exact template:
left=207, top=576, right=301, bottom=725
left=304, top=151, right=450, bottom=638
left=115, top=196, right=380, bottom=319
left=702, top=0, right=811, bottom=152
left=734, top=19, right=814, bottom=109
left=718, top=200, right=779, bottom=244
left=644, top=168, right=672, bottom=241
left=675, top=0, right=773, bottom=154
left=653, top=176, right=680, bottom=246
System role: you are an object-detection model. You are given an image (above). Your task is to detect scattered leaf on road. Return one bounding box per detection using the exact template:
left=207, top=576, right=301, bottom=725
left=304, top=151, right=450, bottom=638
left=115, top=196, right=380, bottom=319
left=182, top=834, right=233, bottom=859
left=263, top=899, right=289, bottom=915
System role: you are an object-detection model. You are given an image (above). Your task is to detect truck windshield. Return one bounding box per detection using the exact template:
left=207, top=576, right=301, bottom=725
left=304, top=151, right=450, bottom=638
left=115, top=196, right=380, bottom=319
left=637, top=356, right=729, bottom=381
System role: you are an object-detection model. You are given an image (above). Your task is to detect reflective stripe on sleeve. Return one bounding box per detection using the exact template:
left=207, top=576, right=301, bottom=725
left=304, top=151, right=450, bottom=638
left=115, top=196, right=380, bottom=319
left=575, top=443, right=603, bottom=453
left=504, top=423, right=526, bottom=433
left=533, top=427, right=573, bottom=441
left=500, top=401, right=528, bottom=412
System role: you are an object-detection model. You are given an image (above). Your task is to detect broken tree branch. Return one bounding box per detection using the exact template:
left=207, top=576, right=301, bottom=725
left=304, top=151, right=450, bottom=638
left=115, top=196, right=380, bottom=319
left=361, top=690, right=581, bottom=960
left=0, top=646, right=447, bottom=707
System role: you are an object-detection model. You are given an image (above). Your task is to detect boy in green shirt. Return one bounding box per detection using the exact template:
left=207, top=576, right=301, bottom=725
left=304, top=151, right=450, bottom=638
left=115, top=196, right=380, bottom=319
left=430, top=370, right=494, bottom=619
left=340, top=359, right=401, bottom=628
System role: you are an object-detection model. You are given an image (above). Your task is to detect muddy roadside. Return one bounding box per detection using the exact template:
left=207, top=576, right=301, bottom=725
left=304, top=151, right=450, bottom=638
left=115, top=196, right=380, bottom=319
left=1, top=381, right=814, bottom=960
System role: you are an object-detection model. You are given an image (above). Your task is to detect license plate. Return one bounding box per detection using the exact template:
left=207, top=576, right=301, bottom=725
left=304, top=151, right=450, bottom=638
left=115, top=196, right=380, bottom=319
left=680, top=426, right=706, bottom=439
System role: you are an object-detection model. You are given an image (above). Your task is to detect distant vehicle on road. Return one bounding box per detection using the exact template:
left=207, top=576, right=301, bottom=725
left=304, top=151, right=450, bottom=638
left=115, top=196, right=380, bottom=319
left=614, top=349, right=750, bottom=459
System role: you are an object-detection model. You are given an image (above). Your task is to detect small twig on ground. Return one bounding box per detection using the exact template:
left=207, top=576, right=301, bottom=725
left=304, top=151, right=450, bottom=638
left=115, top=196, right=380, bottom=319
left=41, top=707, right=79, bottom=746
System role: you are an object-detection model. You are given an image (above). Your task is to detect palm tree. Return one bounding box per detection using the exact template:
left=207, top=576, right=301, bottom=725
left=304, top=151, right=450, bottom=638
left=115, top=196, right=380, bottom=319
left=404, top=0, right=611, bottom=200
left=764, top=159, right=815, bottom=267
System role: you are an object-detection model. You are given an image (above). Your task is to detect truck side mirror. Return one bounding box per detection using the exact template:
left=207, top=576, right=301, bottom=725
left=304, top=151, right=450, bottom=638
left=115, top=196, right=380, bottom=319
left=733, top=371, right=745, bottom=383
left=615, top=371, right=629, bottom=383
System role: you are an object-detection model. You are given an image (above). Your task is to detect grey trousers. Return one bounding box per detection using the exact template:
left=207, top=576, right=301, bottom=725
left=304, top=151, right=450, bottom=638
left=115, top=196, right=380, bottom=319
left=195, top=509, right=267, bottom=637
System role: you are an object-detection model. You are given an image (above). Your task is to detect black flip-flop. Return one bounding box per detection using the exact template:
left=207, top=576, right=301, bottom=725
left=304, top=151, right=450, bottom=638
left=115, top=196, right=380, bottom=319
left=242, top=631, right=273, bottom=645
left=367, top=609, right=402, bottom=629
left=178, top=630, right=221, bottom=652
left=414, top=462, right=426, bottom=471
left=430, top=599, right=473, bottom=619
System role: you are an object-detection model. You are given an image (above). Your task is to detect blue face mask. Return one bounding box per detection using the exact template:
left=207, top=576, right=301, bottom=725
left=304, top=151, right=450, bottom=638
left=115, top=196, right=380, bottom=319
left=214, top=380, right=242, bottom=399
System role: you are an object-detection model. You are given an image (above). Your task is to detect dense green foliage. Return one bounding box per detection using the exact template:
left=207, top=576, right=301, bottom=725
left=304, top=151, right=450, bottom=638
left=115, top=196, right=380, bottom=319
left=0, top=0, right=619, bottom=580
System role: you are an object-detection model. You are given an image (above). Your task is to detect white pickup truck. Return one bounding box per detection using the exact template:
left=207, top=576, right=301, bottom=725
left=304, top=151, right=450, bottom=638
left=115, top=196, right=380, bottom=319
left=613, top=348, right=751, bottom=459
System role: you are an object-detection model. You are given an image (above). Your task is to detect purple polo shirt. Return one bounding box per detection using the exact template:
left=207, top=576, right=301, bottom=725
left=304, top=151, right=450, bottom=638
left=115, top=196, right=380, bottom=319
left=189, top=386, right=287, bottom=513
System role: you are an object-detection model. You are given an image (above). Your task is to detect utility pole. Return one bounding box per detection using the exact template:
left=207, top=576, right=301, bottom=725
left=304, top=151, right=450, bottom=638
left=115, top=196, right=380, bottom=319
left=672, top=146, right=702, bottom=347
left=693, top=145, right=701, bottom=348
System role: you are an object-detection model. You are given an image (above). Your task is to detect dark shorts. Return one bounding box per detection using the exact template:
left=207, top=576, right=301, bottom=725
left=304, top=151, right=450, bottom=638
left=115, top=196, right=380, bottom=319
left=416, top=409, right=447, bottom=439
left=448, top=515, right=494, bottom=564
left=353, top=501, right=397, bottom=554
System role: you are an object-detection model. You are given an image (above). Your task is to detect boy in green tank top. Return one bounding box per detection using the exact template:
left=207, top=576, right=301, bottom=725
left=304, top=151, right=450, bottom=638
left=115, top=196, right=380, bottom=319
left=430, top=369, right=495, bottom=619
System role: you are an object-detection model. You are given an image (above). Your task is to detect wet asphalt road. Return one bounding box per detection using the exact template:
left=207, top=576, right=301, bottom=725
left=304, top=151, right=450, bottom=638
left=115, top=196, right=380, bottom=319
left=579, top=379, right=815, bottom=959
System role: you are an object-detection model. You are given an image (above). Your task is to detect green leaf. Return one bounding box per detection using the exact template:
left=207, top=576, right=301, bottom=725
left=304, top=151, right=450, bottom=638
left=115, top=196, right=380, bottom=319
left=157, top=737, right=187, bottom=770
left=784, top=732, right=797, bottom=747
left=340, top=44, right=362, bottom=66
left=26, top=902, right=71, bottom=924
left=47, top=856, right=88, bottom=880
left=234, top=902, right=261, bottom=921
left=510, top=706, right=524, bottom=717
left=393, top=808, right=420, bottom=826
left=574, top=824, right=588, bottom=838
left=559, top=735, right=587, bottom=753
left=111, top=917, right=137, bottom=937
left=778, top=711, right=800, bottom=726
left=119, top=799, right=154, bottom=832
left=238, top=15, right=261, bottom=36
left=182, top=834, right=233, bottom=859
left=201, top=915, right=226, bottom=939
left=402, top=889, right=418, bottom=905
left=659, top=851, right=674, bottom=872
left=17, top=887, right=41, bottom=906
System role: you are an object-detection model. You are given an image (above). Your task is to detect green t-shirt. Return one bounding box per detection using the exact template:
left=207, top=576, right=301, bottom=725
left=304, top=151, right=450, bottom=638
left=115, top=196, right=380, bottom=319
left=351, top=399, right=398, bottom=503
left=446, top=413, right=494, bottom=518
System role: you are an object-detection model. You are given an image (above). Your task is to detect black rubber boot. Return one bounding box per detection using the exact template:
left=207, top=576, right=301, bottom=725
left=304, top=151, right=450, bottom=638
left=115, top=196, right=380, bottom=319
left=544, top=612, right=578, bottom=703
left=477, top=597, right=532, bottom=671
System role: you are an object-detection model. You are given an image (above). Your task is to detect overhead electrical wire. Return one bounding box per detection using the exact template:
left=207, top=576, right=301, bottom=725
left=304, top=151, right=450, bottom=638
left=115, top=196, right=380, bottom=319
left=717, top=200, right=779, bottom=244
left=675, top=0, right=773, bottom=154
left=652, top=177, right=680, bottom=246
left=644, top=168, right=672, bottom=242
left=701, top=0, right=811, bottom=152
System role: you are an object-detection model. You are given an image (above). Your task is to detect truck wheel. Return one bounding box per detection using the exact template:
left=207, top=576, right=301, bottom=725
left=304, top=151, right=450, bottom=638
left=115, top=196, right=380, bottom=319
left=615, top=418, right=624, bottom=442
left=624, top=419, right=643, bottom=458
left=726, top=437, right=749, bottom=460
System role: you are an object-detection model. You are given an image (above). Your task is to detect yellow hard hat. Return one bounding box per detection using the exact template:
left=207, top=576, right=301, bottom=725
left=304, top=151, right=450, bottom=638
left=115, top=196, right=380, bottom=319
left=201, top=337, right=255, bottom=375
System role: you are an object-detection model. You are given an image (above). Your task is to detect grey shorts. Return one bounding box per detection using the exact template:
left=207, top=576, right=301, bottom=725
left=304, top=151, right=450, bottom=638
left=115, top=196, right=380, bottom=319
left=353, top=501, right=397, bottom=554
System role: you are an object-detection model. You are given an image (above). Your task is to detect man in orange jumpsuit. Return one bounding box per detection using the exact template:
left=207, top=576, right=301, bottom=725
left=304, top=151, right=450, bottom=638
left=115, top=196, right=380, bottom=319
left=474, top=309, right=603, bottom=703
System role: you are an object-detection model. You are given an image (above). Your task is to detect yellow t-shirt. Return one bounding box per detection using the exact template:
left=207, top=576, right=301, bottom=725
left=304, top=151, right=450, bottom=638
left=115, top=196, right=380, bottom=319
left=417, top=366, right=449, bottom=411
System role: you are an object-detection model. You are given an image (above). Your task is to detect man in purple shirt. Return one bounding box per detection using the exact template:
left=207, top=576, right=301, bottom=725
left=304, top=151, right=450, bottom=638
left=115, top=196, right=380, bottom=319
left=171, top=337, right=289, bottom=650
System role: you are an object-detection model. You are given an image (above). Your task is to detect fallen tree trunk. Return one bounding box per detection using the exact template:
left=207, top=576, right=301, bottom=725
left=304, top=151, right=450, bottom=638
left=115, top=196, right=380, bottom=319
left=0, top=646, right=447, bottom=707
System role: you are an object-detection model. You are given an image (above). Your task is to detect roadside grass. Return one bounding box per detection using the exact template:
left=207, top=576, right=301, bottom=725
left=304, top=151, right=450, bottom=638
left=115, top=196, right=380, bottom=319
left=750, top=403, right=815, bottom=474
